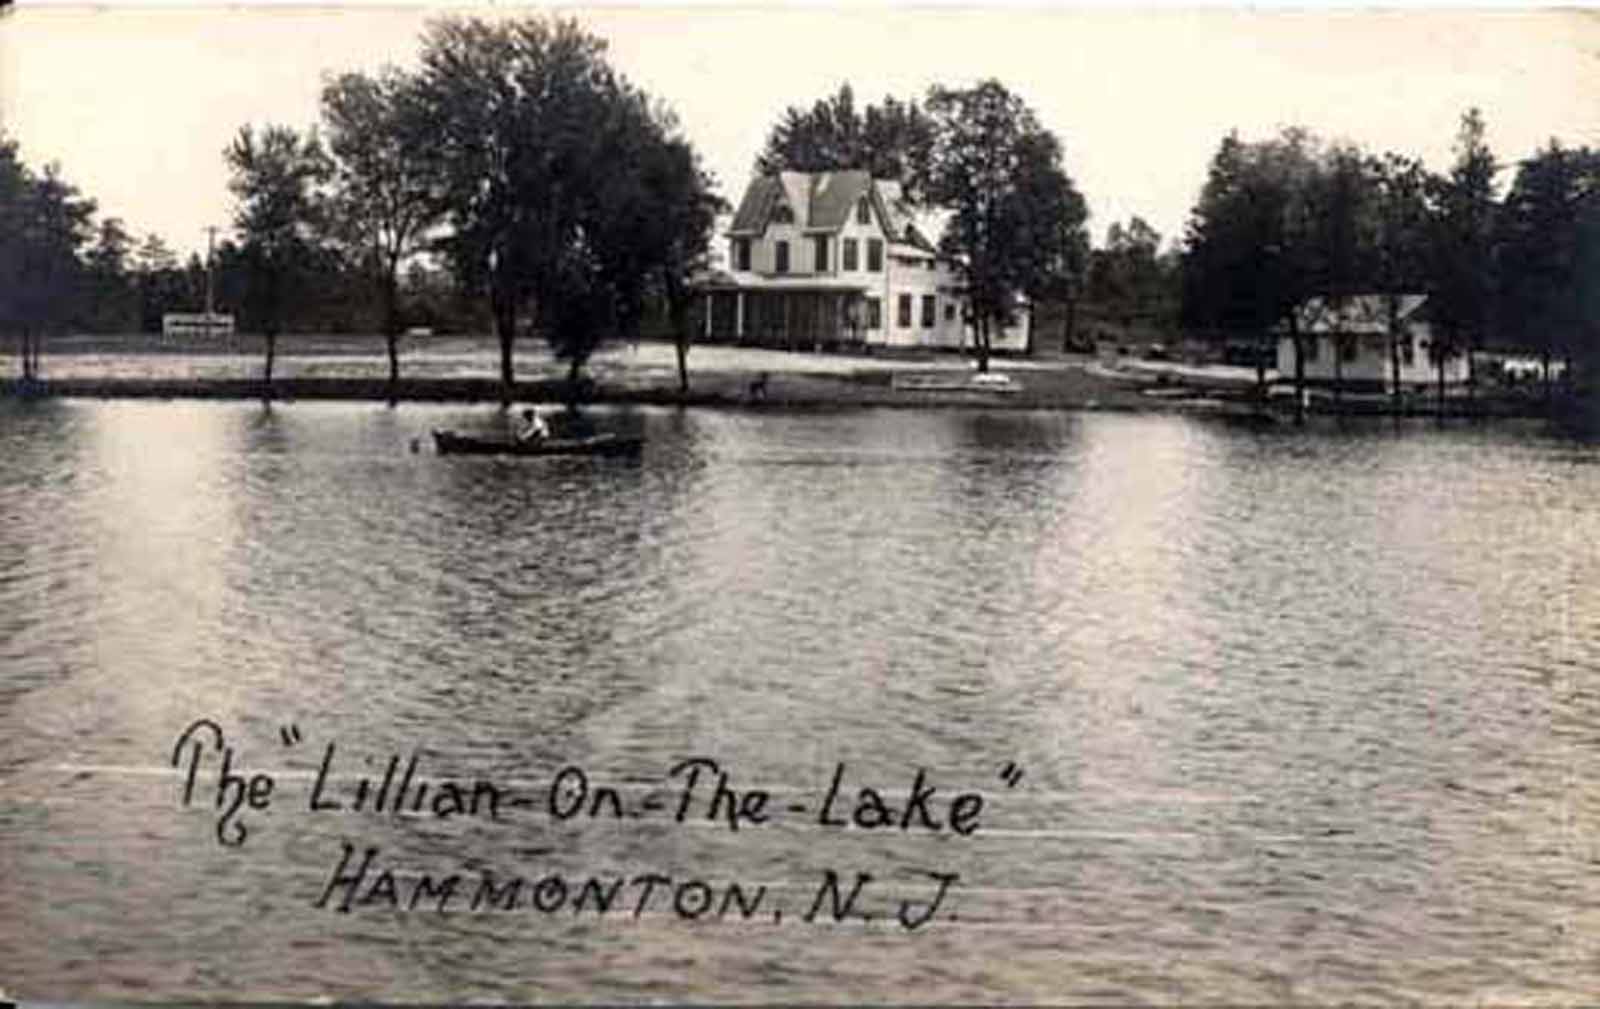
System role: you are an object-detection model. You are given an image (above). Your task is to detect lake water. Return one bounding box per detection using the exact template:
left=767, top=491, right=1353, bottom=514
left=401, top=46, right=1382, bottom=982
left=2, top=399, right=1599, bottom=1003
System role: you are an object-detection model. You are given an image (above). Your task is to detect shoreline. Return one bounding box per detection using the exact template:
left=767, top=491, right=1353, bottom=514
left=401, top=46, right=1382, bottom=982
left=0, top=372, right=1559, bottom=421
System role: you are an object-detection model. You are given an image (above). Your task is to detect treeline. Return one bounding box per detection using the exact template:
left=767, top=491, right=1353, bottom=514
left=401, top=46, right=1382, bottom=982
left=0, top=135, right=208, bottom=379
left=224, top=16, right=721, bottom=399
left=1177, top=110, right=1600, bottom=404
left=2, top=15, right=724, bottom=400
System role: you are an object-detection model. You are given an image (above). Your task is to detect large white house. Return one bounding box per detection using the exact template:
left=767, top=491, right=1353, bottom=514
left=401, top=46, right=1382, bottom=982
left=697, top=170, right=1029, bottom=353
left=1275, top=294, right=1470, bottom=390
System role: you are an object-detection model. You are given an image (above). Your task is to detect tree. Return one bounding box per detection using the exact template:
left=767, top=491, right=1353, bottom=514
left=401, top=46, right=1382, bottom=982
left=1428, top=108, right=1498, bottom=414
left=84, top=216, right=139, bottom=333
left=414, top=16, right=612, bottom=399
left=131, top=233, right=187, bottom=333
left=1305, top=144, right=1377, bottom=409
left=1494, top=141, right=1600, bottom=400
left=322, top=67, right=442, bottom=399
left=923, top=80, right=1087, bottom=372
left=1181, top=128, right=1322, bottom=408
left=3, top=159, right=95, bottom=381
left=754, top=84, right=935, bottom=198
left=415, top=15, right=717, bottom=402
left=224, top=123, right=333, bottom=398
left=1088, top=216, right=1169, bottom=335
left=1369, top=152, right=1433, bottom=411
left=636, top=131, right=723, bottom=394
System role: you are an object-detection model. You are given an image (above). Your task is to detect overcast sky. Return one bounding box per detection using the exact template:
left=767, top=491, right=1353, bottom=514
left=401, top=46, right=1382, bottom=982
left=2, top=4, right=1597, bottom=260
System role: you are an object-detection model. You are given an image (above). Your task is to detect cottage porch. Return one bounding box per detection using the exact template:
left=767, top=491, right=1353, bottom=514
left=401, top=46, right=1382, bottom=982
left=699, top=284, right=869, bottom=351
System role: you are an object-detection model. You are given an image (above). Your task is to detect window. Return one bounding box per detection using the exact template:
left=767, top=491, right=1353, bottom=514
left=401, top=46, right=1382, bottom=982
left=775, top=240, right=789, bottom=274
left=897, top=293, right=912, bottom=328
left=843, top=238, right=859, bottom=271
left=944, top=302, right=956, bottom=322
left=867, top=238, right=883, bottom=272
left=921, top=295, right=935, bottom=328
left=865, top=297, right=881, bottom=330
left=813, top=236, right=829, bottom=272
left=1304, top=337, right=1319, bottom=362
left=1340, top=336, right=1358, bottom=363
left=733, top=238, right=751, bottom=272
left=1402, top=334, right=1416, bottom=366
left=773, top=204, right=793, bottom=224
left=856, top=197, right=871, bottom=225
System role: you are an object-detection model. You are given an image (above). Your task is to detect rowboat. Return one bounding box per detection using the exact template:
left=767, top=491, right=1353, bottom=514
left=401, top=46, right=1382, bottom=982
left=431, top=429, right=644, bottom=457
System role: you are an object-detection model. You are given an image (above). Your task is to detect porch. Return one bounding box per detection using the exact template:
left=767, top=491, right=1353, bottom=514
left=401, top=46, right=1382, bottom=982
left=700, top=285, right=869, bottom=351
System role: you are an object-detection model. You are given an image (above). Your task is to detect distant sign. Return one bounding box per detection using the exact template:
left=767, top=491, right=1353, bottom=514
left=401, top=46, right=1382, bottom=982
left=163, top=313, right=234, bottom=338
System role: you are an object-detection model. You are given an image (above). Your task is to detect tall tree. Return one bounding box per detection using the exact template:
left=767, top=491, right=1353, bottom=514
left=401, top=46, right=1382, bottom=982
left=755, top=84, right=935, bottom=198
left=1428, top=108, right=1498, bottom=414
left=416, top=15, right=716, bottom=401
left=224, top=123, right=333, bottom=398
left=1369, top=152, right=1434, bottom=411
left=414, top=16, right=611, bottom=399
left=322, top=66, right=442, bottom=399
left=636, top=130, right=723, bottom=394
left=923, top=80, right=1086, bottom=371
left=8, top=164, right=95, bottom=381
left=0, top=133, right=32, bottom=377
left=84, top=216, right=138, bottom=333
left=1088, top=216, right=1170, bottom=334
left=1494, top=141, right=1600, bottom=399
left=1306, top=143, right=1377, bottom=409
left=1181, top=128, right=1322, bottom=410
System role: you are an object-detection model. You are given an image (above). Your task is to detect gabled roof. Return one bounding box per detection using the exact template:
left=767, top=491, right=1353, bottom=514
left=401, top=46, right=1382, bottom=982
left=727, top=169, right=886, bottom=235
left=729, top=177, right=781, bottom=235
left=803, top=170, right=872, bottom=231
left=1298, top=294, right=1428, bottom=334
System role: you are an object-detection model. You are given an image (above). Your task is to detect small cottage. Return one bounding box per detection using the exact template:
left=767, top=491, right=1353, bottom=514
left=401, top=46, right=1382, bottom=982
left=1275, top=294, right=1470, bottom=391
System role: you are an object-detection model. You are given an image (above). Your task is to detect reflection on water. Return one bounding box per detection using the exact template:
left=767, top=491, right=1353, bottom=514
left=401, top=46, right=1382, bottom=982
left=2, top=399, right=1600, bottom=1002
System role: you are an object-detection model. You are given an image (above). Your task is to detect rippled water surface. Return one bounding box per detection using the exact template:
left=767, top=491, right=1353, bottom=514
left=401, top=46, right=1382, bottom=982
left=3, top=399, right=1600, bottom=1003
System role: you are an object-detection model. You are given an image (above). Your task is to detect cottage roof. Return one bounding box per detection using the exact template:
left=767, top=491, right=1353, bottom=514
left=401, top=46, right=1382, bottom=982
left=729, top=176, right=782, bottom=235
left=1297, top=294, right=1428, bottom=334
left=729, top=170, right=880, bottom=234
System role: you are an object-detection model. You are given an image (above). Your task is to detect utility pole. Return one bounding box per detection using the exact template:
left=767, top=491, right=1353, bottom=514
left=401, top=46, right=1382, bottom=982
left=204, top=225, right=218, bottom=319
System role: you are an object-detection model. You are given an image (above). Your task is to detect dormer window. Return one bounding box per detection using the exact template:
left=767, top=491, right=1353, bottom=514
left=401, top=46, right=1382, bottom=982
left=856, top=197, right=871, bottom=225
left=772, top=204, right=794, bottom=225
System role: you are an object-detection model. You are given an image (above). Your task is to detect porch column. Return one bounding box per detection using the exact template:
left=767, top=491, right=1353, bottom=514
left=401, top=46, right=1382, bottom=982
left=736, top=291, right=745, bottom=341
left=703, top=292, right=713, bottom=339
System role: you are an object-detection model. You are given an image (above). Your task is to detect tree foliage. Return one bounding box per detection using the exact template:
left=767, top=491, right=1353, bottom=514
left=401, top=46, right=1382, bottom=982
left=923, top=80, right=1087, bottom=370
left=411, top=15, right=719, bottom=399
left=224, top=123, right=334, bottom=392
left=0, top=134, right=96, bottom=380
left=322, top=66, right=443, bottom=391
left=754, top=84, right=935, bottom=199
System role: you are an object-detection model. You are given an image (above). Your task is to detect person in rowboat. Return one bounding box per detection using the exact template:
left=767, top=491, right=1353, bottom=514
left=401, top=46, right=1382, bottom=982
left=515, top=407, right=550, bottom=444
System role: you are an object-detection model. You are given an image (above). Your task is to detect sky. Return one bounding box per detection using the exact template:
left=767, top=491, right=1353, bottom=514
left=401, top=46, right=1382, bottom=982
left=2, top=3, right=1597, bottom=261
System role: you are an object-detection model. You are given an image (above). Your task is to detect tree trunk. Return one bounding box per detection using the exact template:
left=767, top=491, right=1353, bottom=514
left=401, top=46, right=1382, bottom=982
left=1388, top=299, right=1402, bottom=416
left=1333, top=336, right=1344, bottom=414
left=382, top=272, right=401, bottom=406
left=975, top=315, right=991, bottom=373
left=1255, top=331, right=1268, bottom=400
left=671, top=301, right=691, bottom=395
left=1436, top=351, right=1445, bottom=422
left=566, top=354, right=585, bottom=409
left=263, top=330, right=277, bottom=405
left=494, top=298, right=516, bottom=407
left=1542, top=351, right=1552, bottom=404
left=1291, top=317, right=1306, bottom=426
left=1060, top=296, right=1078, bottom=353
left=386, top=334, right=400, bottom=405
